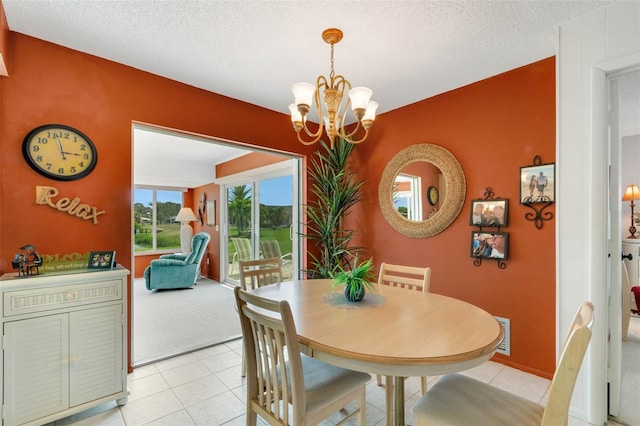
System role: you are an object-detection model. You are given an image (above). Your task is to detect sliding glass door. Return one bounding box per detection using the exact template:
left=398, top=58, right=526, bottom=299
left=221, top=160, right=299, bottom=284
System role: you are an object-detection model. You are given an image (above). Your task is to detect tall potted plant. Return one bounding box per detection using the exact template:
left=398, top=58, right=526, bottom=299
left=303, top=138, right=365, bottom=278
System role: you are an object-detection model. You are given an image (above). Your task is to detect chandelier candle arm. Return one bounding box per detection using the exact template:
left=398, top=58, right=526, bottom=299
left=289, top=27, right=377, bottom=148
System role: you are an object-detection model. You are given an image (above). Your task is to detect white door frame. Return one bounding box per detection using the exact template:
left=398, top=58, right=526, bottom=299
left=217, top=159, right=301, bottom=284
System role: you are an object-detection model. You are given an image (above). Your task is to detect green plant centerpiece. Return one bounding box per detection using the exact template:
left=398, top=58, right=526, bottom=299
left=331, top=257, right=376, bottom=302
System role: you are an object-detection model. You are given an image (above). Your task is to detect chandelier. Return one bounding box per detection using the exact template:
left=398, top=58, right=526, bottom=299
left=289, top=28, right=378, bottom=148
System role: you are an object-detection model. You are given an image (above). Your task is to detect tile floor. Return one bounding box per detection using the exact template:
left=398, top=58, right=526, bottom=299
left=48, top=338, right=603, bottom=426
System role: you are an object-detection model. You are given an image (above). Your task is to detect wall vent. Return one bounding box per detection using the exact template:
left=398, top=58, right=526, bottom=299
left=494, top=316, right=511, bottom=356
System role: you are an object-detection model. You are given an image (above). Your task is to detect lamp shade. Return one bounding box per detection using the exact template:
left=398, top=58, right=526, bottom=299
left=292, top=82, right=315, bottom=108
left=348, top=87, right=373, bottom=110
left=176, top=207, right=198, bottom=222
left=622, top=184, right=640, bottom=201
left=363, top=100, right=379, bottom=121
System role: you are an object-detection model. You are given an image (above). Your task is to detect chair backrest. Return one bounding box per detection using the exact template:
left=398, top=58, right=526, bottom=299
left=377, top=262, right=431, bottom=292
left=541, top=302, right=594, bottom=425
left=231, top=237, right=252, bottom=262
left=234, top=286, right=306, bottom=425
left=185, top=232, right=210, bottom=265
left=239, top=258, right=282, bottom=291
left=260, top=239, right=283, bottom=259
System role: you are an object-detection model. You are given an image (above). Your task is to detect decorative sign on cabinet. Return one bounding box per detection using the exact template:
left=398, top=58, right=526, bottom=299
left=0, top=266, right=130, bottom=426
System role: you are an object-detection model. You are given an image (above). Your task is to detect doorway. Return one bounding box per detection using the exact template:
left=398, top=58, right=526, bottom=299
left=608, top=70, right=640, bottom=424
left=131, top=125, right=302, bottom=365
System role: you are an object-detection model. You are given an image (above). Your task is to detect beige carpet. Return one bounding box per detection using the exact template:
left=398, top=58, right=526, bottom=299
left=132, top=276, right=241, bottom=366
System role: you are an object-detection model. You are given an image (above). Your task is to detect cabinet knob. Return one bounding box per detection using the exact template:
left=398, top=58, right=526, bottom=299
left=622, top=253, right=633, bottom=261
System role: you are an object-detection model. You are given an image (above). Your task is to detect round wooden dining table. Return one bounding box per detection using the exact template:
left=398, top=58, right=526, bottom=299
left=250, top=279, right=504, bottom=425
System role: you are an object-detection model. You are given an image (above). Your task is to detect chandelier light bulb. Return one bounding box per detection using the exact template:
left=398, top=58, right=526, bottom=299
left=291, top=82, right=315, bottom=115
left=348, top=87, right=373, bottom=111
left=364, top=101, right=379, bottom=120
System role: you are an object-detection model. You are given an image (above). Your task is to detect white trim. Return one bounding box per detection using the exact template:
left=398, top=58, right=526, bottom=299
left=557, top=3, right=640, bottom=423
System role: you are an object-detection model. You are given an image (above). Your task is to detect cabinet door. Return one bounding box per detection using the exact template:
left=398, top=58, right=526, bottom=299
left=3, top=314, right=69, bottom=426
left=69, top=304, right=124, bottom=406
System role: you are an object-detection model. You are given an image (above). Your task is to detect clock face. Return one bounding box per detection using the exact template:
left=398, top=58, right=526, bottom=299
left=22, top=124, right=97, bottom=181
left=427, top=186, right=439, bottom=206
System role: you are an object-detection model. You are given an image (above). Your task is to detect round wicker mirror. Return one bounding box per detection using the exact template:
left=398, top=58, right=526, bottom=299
left=379, top=144, right=466, bottom=238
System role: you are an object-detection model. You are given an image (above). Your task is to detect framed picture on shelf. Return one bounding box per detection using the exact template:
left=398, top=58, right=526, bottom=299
left=520, top=163, right=555, bottom=204
left=88, top=251, right=116, bottom=269
left=469, top=199, right=508, bottom=227
left=470, top=231, right=508, bottom=260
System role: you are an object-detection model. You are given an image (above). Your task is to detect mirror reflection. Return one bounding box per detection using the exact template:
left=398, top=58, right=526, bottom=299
left=393, top=162, right=444, bottom=222
left=378, top=143, right=466, bottom=238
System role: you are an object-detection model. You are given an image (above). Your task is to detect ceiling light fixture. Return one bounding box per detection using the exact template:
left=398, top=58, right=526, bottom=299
left=289, top=28, right=378, bottom=149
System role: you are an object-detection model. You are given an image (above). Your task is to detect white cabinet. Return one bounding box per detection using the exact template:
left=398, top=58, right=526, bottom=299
left=1, top=267, right=129, bottom=426
left=622, top=239, right=640, bottom=287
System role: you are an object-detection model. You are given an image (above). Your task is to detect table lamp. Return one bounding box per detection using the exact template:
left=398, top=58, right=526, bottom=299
left=622, top=183, right=640, bottom=238
left=175, top=207, right=198, bottom=253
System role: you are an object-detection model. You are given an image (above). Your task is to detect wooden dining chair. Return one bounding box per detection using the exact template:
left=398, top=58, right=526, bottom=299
left=234, top=286, right=370, bottom=425
left=411, top=301, right=595, bottom=426
left=376, top=262, right=431, bottom=426
left=238, top=257, right=283, bottom=377
left=239, top=257, right=283, bottom=291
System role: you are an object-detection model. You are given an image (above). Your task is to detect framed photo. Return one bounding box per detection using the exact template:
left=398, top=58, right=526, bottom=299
left=88, top=251, right=116, bottom=269
left=469, top=199, right=508, bottom=227
left=470, top=232, right=509, bottom=260
left=520, top=163, right=555, bottom=204
left=206, top=200, right=216, bottom=226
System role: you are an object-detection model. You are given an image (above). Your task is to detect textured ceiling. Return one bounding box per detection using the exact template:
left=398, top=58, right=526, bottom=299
left=4, top=0, right=638, bottom=188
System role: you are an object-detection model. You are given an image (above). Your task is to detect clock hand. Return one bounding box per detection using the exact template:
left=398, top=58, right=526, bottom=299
left=55, top=136, right=67, bottom=160
left=62, top=151, right=83, bottom=156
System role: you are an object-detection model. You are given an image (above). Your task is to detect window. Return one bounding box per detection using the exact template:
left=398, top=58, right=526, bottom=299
left=134, top=187, right=184, bottom=253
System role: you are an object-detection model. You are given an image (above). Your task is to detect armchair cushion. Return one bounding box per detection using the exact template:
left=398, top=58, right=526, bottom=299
left=159, top=253, right=188, bottom=261
left=144, top=232, right=211, bottom=290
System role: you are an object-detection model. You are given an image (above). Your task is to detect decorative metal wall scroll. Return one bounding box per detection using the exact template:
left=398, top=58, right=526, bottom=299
left=470, top=187, right=507, bottom=269
left=519, top=156, right=555, bottom=229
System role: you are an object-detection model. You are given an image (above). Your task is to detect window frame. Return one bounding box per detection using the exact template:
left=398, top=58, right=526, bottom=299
left=133, top=185, right=186, bottom=254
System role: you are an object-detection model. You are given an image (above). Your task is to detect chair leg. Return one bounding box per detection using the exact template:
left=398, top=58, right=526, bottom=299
left=357, top=388, right=366, bottom=426
left=385, top=375, right=394, bottom=426
left=420, top=376, right=427, bottom=394
left=241, top=351, right=246, bottom=377
left=247, top=407, right=257, bottom=426
left=377, top=373, right=383, bottom=386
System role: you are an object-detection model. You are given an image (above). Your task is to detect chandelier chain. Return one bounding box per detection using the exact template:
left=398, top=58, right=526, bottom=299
left=330, top=43, right=335, bottom=81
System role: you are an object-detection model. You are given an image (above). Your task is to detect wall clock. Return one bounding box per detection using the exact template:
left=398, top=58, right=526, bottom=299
left=22, top=124, right=98, bottom=181
left=427, top=186, right=439, bottom=206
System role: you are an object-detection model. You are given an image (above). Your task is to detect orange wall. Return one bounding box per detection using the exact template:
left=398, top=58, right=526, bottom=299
left=0, top=28, right=556, bottom=377
left=217, top=151, right=294, bottom=178
left=0, top=33, right=314, bottom=370
left=354, top=57, right=556, bottom=377
left=0, top=33, right=313, bottom=276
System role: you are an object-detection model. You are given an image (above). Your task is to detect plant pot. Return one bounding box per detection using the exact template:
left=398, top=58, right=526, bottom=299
left=344, top=283, right=365, bottom=302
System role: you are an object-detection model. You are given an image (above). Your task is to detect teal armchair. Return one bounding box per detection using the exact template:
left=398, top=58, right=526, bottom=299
left=144, top=232, right=211, bottom=290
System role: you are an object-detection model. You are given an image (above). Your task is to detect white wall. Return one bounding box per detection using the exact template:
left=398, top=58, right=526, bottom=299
left=558, top=2, right=640, bottom=424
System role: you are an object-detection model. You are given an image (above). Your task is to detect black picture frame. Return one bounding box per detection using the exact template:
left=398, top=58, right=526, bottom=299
left=470, top=231, right=509, bottom=260
left=469, top=199, right=508, bottom=227
left=88, top=251, right=116, bottom=269
left=520, top=163, right=555, bottom=204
